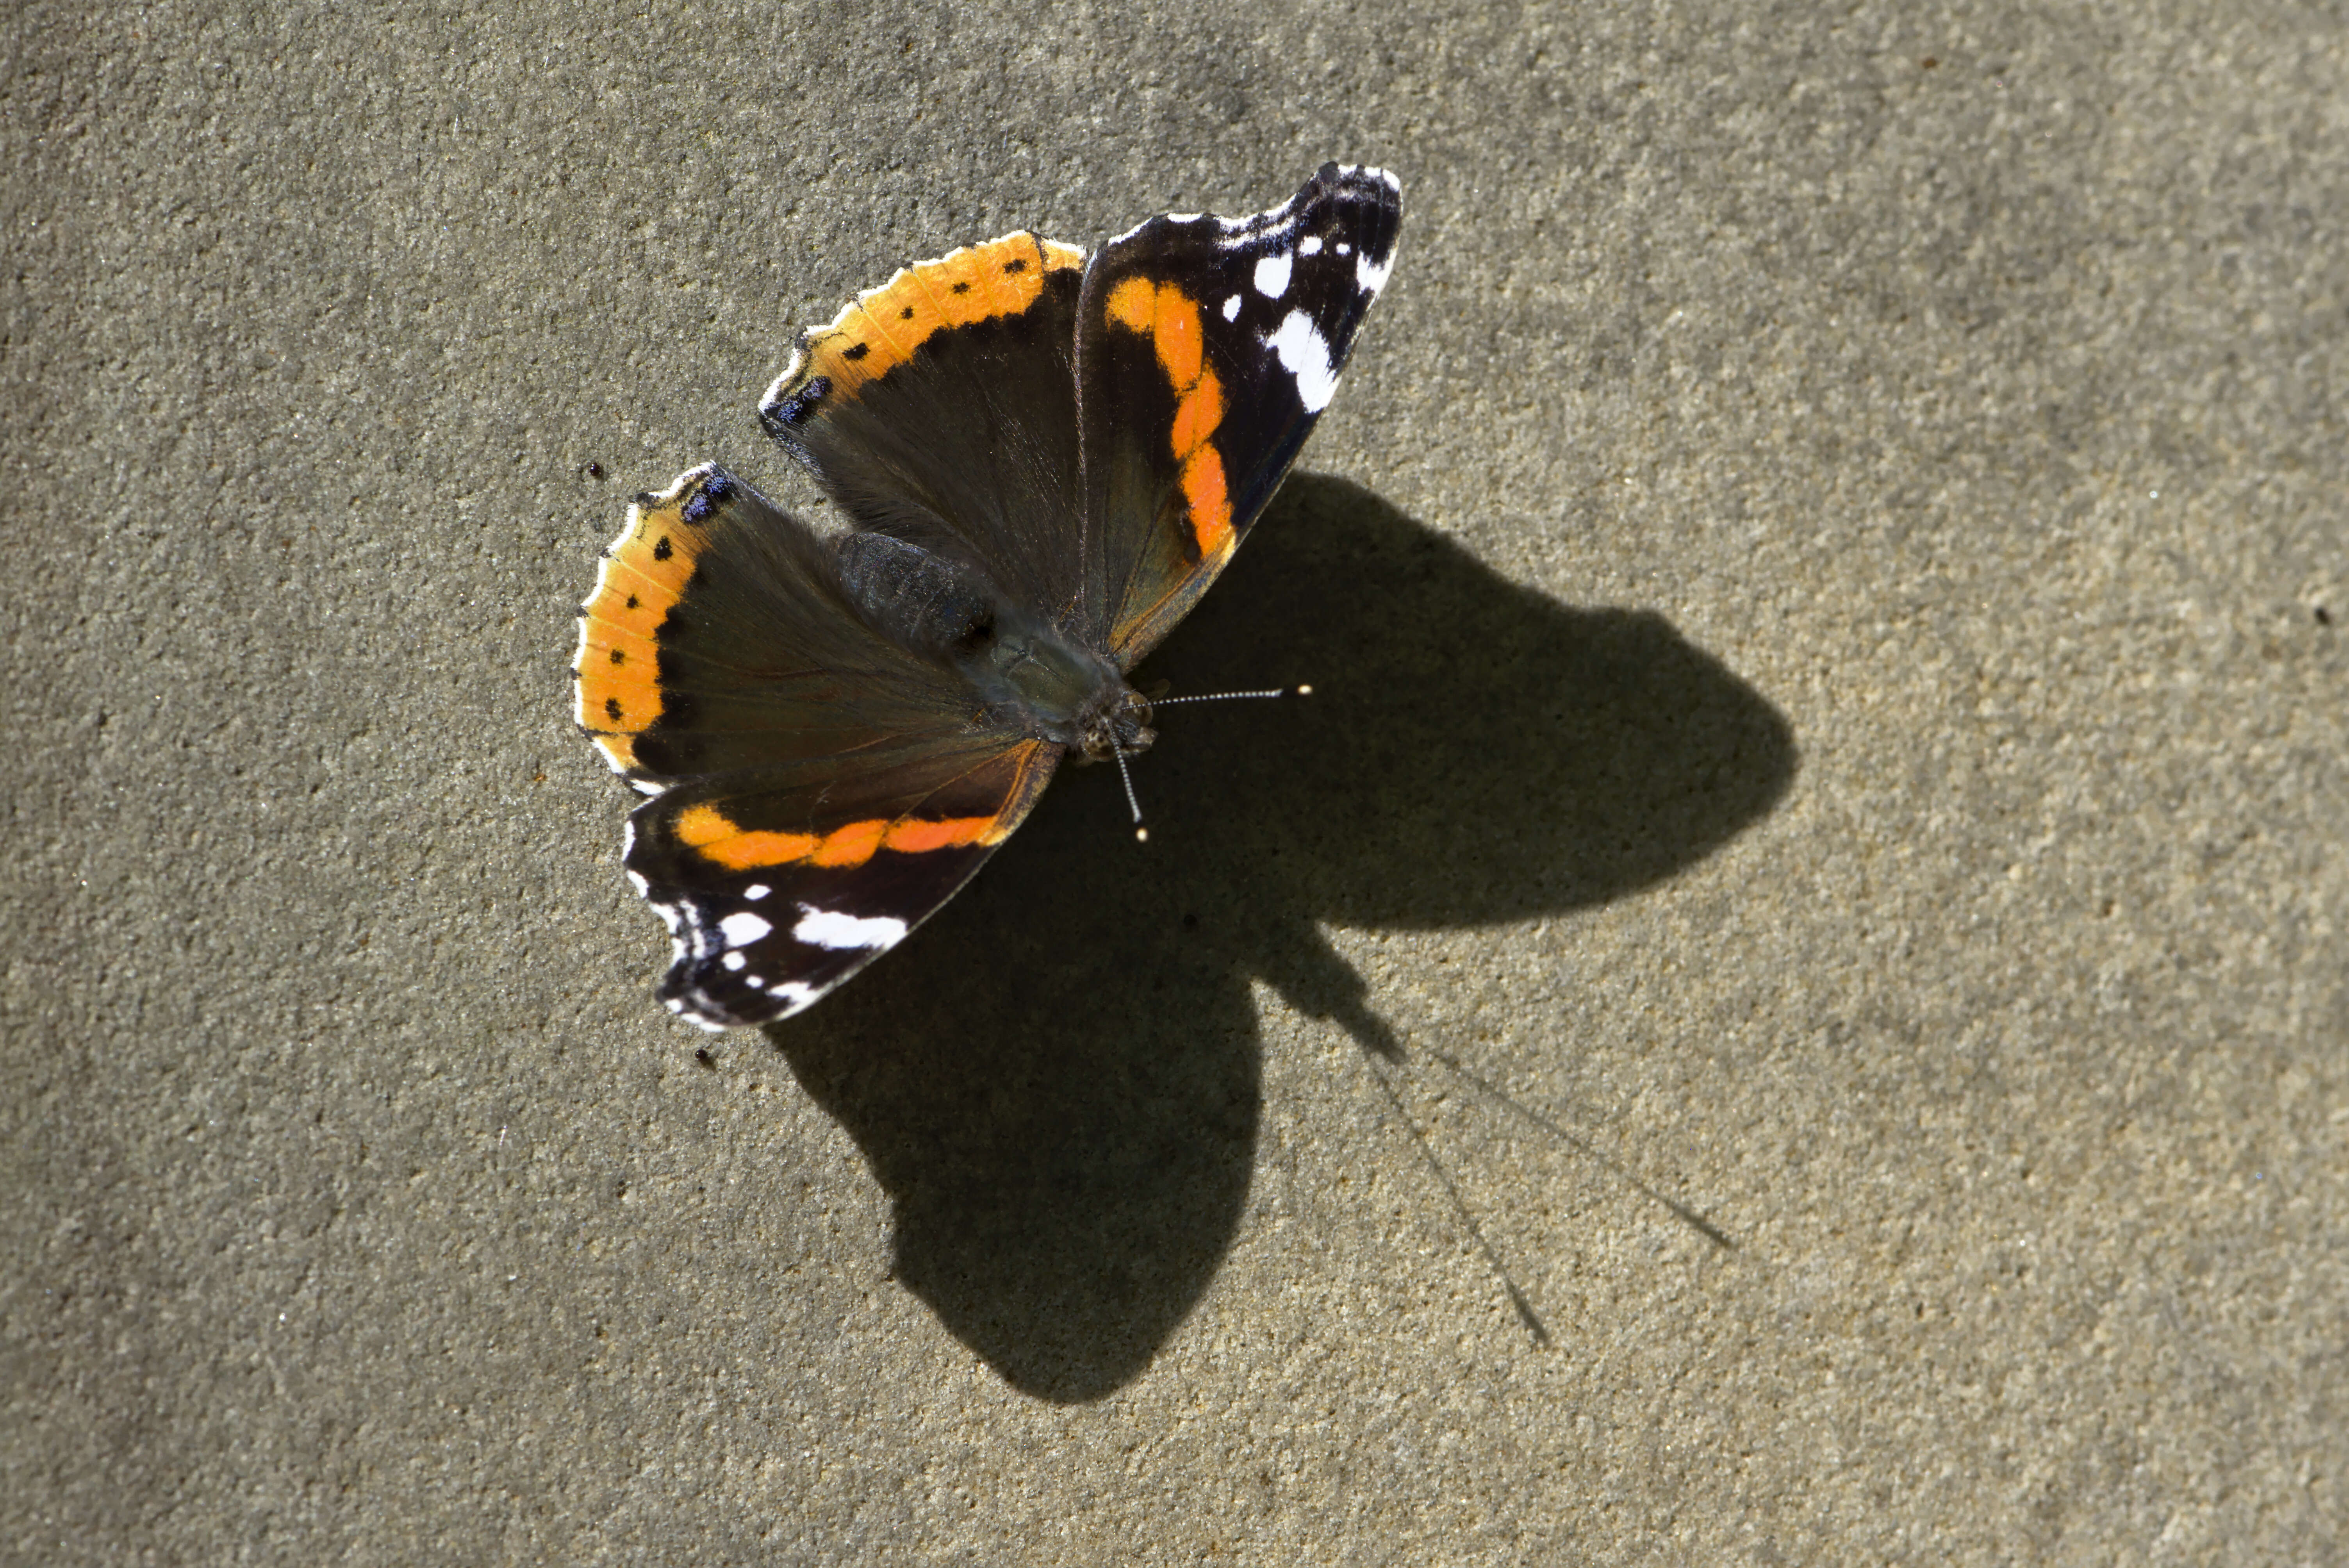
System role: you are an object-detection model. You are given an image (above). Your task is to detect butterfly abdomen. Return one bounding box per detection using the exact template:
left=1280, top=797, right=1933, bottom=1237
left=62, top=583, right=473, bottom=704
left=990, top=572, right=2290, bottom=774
left=836, top=531, right=1001, bottom=658
left=834, top=529, right=1132, bottom=751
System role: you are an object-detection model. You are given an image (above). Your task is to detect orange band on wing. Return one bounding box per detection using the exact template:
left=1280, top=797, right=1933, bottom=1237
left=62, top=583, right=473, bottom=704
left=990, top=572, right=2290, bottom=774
left=675, top=804, right=740, bottom=847
left=882, top=815, right=996, bottom=853
left=1150, top=284, right=1204, bottom=388
left=573, top=470, right=720, bottom=744
left=1169, top=369, right=1224, bottom=460
left=673, top=803, right=819, bottom=870
left=695, top=829, right=821, bottom=871
left=795, top=233, right=1085, bottom=396
left=1179, top=448, right=1232, bottom=556
left=1105, top=275, right=1158, bottom=334
left=1101, top=277, right=1236, bottom=556
left=810, top=820, right=887, bottom=867
left=671, top=806, right=1019, bottom=872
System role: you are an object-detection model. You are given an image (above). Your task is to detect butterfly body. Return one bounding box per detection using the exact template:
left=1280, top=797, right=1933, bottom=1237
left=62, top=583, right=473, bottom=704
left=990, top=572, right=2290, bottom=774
left=831, top=528, right=1150, bottom=761
left=574, top=164, right=1401, bottom=1028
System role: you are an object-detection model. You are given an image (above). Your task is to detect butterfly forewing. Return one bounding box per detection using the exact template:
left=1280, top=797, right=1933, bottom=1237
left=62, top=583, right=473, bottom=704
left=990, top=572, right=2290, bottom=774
left=1073, top=162, right=1402, bottom=665
left=757, top=233, right=1093, bottom=621
left=625, top=739, right=1059, bottom=1028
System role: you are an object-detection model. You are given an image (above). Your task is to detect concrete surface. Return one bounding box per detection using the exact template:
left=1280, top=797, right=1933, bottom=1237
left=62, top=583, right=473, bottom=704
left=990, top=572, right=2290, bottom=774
left=5, top=1, right=2344, bottom=1561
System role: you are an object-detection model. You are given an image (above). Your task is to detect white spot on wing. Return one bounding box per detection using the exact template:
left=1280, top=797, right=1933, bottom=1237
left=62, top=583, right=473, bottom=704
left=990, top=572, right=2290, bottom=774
left=793, top=906, right=908, bottom=951
left=629, top=779, right=663, bottom=796
left=626, top=871, right=649, bottom=896
left=1335, top=241, right=1352, bottom=257
left=1253, top=251, right=1293, bottom=300
left=718, top=912, right=772, bottom=949
left=768, top=980, right=820, bottom=1015
left=743, top=884, right=771, bottom=901
left=1212, top=195, right=1300, bottom=251
left=1263, top=311, right=1340, bottom=413
left=1299, top=235, right=1323, bottom=256
left=1222, top=294, right=1242, bottom=322
left=1356, top=250, right=1395, bottom=295
left=721, top=951, right=746, bottom=972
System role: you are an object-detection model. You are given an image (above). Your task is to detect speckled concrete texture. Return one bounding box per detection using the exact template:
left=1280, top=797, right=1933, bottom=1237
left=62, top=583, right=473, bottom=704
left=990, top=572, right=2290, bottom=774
left=5, top=2, right=2344, bottom=1561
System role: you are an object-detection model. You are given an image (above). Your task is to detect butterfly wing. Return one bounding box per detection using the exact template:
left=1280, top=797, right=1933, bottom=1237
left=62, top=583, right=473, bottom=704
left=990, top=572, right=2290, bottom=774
left=622, top=736, right=1057, bottom=1028
left=1074, top=163, right=1403, bottom=666
left=757, top=232, right=1093, bottom=625
left=574, top=466, right=1061, bottom=1028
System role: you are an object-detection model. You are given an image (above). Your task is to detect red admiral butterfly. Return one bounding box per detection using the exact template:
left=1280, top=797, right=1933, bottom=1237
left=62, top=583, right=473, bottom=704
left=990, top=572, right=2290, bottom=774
left=574, top=163, right=1402, bottom=1028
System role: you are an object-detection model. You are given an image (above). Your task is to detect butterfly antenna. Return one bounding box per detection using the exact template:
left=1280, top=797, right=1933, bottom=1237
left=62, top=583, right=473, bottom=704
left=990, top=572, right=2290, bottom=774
left=1361, top=1051, right=1552, bottom=1345
left=1117, top=684, right=1306, bottom=844
left=1152, top=683, right=1314, bottom=707
left=1415, top=1045, right=1732, bottom=1251
left=1110, top=740, right=1148, bottom=843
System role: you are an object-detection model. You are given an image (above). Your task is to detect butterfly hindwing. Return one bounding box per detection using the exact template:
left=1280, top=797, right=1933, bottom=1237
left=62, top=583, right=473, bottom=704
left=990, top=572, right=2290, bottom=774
left=1074, top=162, right=1402, bottom=664
left=757, top=233, right=1092, bottom=623
left=574, top=464, right=997, bottom=787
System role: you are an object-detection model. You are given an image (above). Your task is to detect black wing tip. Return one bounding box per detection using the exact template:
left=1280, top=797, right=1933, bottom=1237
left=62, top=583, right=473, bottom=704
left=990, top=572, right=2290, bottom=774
left=1267, top=164, right=1400, bottom=275
left=1311, top=161, right=1402, bottom=204
left=660, top=989, right=758, bottom=1033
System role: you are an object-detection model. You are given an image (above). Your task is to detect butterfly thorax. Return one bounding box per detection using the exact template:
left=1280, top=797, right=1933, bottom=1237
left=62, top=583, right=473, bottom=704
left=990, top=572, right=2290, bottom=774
left=835, top=530, right=1153, bottom=760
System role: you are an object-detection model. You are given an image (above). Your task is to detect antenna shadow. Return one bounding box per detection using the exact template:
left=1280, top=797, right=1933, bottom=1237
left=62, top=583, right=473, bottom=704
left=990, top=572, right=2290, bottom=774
left=765, top=473, right=1797, bottom=1401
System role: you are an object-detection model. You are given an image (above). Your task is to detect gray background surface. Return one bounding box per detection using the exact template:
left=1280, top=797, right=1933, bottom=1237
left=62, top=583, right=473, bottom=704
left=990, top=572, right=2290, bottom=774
left=5, top=1, right=2344, bottom=1561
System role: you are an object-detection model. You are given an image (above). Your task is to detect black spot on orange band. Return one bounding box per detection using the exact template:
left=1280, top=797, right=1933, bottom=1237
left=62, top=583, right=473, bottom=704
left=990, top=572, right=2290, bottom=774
left=573, top=467, right=725, bottom=769
left=773, top=233, right=1086, bottom=403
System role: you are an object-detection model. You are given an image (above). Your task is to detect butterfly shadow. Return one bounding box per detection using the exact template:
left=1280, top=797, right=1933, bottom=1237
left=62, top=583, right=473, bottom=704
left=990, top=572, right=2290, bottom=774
left=762, top=473, right=1798, bottom=1402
